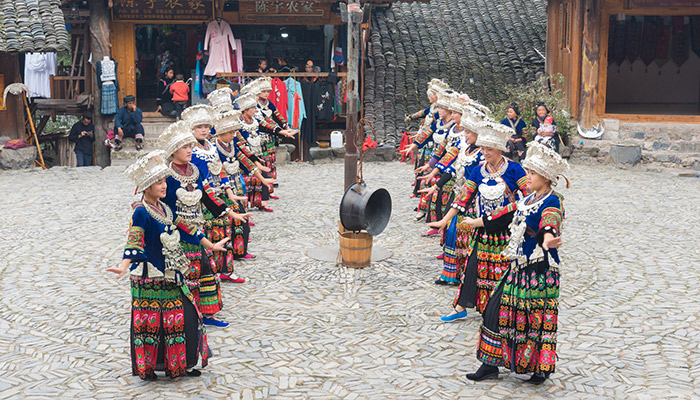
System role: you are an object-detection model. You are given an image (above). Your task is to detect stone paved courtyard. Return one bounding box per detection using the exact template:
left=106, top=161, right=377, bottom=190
left=0, top=160, right=699, bottom=399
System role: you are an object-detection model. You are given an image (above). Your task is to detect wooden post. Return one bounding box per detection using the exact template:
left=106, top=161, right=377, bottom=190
left=578, top=0, right=601, bottom=127
left=89, top=0, right=112, bottom=167
left=344, top=1, right=362, bottom=191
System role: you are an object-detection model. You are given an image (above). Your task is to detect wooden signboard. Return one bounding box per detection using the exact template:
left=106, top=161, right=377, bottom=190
left=238, top=0, right=330, bottom=24
left=626, top=0, right=700, bottom=7
left=112, top=0, right=214, bottom=22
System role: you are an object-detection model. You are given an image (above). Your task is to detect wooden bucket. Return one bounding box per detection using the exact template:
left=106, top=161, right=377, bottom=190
left=339, top=231, right=373, bottom=268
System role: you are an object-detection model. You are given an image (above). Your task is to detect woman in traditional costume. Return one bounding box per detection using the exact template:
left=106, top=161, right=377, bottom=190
left=108, top=151, right=229, bottom=380
left=158, top=121, right=248, bottom=328
left=183, top=104, right=255, bottom=284
left=235, top=91, right=293, bottom=212
left=429, top=121, right=529, bottom=320
left=464, top=141, right=567, bottom=385
left=419, top=100, right=489, bottom=286
left=404, top=78, right=450, bottom=199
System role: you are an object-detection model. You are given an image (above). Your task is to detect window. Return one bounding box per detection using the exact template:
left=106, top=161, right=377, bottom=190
left=559, top=2, right=572, bottom=51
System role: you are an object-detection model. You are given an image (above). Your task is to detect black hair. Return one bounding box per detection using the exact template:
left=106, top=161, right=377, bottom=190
left=175, top=74, right=184, bottom=80
left=229, top=82, right=241, bottom=92
left=258, top=59, right=267, bottom=66
left=82, top=111, right=92, bottom=120
left=508, top=102, right=520, bottom=116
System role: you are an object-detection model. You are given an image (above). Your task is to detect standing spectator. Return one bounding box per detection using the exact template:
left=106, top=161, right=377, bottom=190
left=169, top=74, right=190, bottom=120
left=304, top=60, right=315, bottom=75
left=68, top=111, right=95, bottom=167
left=257, top=59, right=276, bottom=73
left=156, top=67, right=176, bottom=117
left=114, top=95, right=144, bottom=151
left=501, top=103, right=528, bottom=162
left=229, top=82, right=241, bottom=107
left=276, top=57, right=293, bottom=73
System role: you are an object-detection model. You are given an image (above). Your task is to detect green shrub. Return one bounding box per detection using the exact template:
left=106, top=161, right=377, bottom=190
left=488, top=73, right=574, bottom=146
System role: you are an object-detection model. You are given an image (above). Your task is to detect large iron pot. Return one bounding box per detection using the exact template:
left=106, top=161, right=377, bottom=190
left=339, top=183, right=392, bottom=236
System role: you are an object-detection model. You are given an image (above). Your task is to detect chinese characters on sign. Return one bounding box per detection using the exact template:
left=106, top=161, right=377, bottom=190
left=112, top=0, right=213, bottom=21
left=240, top=0, right=329, bottom=24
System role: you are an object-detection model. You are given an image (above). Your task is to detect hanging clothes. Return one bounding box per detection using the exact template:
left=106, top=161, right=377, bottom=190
left=24, top=53, right=56, bottom=99
left=314, top=80, right=335, bottom=121
left=285, top=77, right=305, bottom=129
left=300, top=79, right=318, bottom=143
left=203, top=19, right=236, bottom=76
left=270, top=78, right=289, bottom=121
left=334, top=79, right=346, bottom=116
left=96, top=58, right=119, bottom=115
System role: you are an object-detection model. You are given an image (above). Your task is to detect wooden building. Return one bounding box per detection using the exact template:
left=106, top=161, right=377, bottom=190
left=547, top=0, right=700, bottom=126
left=0, top=0, right=70, bottom=140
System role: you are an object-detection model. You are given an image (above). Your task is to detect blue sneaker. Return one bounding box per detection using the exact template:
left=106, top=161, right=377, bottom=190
left=440, top=310, right=468, bottom=322
left=203, top=317, right=229, bottom=327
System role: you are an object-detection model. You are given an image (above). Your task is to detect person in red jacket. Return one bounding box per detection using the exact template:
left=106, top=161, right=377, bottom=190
left=170, top=74, right=190, bottom=120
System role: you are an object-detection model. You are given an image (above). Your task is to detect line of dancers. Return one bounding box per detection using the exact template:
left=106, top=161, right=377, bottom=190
left=107, top=77, right=297, bottom=380
left=402, top=79, right=570, bottom=384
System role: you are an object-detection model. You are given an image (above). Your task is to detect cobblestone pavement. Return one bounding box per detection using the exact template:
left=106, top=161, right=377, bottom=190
left=0, top=161, right=698, bottom=400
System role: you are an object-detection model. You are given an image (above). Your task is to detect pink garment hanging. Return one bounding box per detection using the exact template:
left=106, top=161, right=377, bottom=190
left=203, top=19, right=236, bottom=76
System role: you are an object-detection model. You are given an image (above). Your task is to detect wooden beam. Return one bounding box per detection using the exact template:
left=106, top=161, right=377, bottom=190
left=602, top=113, right=700, bottom=123
left=578, top=0, right=602, bottom=127
left=89, top=0, right=112, bottom=168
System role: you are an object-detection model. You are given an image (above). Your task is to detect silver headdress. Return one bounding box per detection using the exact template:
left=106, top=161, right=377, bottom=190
left=475, top=120, right=512, bottom=152
left=427, top=78, right=450, bottom=97
left=124, top=150, right=171, bottom=193
left=181, top=104, right=215, bottom=128
left=522, top=141, right=570, bottom=183
left=207, top=87, right=234, bottom=111
left=159, top=120, right=197, bottom=157
left=235, top=92, right=258, bottom=111
left=215, top=109, right=243, bottom=134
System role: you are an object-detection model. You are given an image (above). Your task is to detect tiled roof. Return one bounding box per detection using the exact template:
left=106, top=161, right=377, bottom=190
left=363, top=0, right=547, bottom=144
left=0, top=0, right=70, bottom=53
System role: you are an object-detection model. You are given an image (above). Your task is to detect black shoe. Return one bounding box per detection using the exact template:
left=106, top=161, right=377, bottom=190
left=525, top=372, right=550, bottom=385
left=186, top=369, right=202, bottom=377
left=273, top=183, right=279, bottom=188
left=466, top=364, right=499, bottom=381
left=434, top=279, right=449, bottom=285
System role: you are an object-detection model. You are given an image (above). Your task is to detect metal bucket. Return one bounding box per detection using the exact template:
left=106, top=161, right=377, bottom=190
left=339, top=182, right=392, bottom=236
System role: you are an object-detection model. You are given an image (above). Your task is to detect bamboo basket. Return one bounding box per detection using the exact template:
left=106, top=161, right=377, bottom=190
left=339, top=231, right=373, bottom=268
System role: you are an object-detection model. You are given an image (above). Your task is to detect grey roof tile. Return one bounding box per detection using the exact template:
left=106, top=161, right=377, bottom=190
left=365, top=0, right=547, bottom=144
left=0, top=0, right=69, bottom=53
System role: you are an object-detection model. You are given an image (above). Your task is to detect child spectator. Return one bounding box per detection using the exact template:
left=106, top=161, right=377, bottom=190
left=169, top=74, right=190, bottom=120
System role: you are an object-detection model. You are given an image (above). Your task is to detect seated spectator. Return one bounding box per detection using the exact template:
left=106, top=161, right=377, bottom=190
left=531, top=102, right=560, bottom=152
left=156, top=67, right=176, bottom=117
left=169, top=74, right=190, bottom=120
left=501, top=102, right=527, bottom=162
left=114, top=95, right=144, bottom=151
left=68, top=111, right=95, bottom=167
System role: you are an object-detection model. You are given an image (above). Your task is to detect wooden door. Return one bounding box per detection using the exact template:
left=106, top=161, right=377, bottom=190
left=110, top=22, right=137, bottom=104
